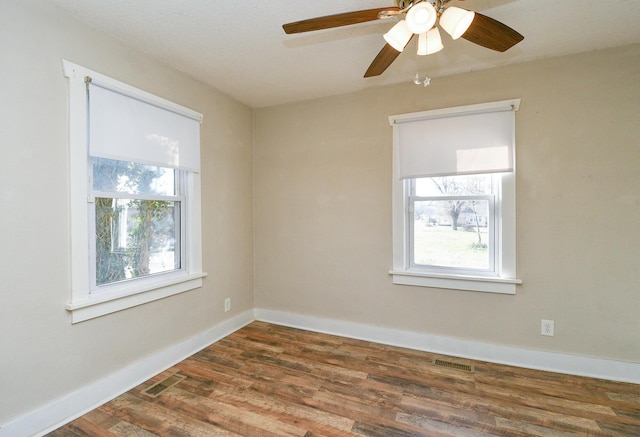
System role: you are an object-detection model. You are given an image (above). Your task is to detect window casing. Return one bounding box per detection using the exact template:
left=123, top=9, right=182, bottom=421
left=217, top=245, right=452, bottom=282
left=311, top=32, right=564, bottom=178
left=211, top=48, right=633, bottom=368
left=389, top=101, right=521, bottom=294
left=63, top=61, right=206, bottom=323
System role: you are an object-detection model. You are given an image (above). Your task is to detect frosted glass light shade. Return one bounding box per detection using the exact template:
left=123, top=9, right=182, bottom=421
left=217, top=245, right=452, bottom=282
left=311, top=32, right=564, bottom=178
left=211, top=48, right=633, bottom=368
left=417, top=27, right=443, bottom=55
left=440, top=7, right=475, bottom=39
left=417, top=32, right=427, bottom=55
left=383, top=20, right=412, bottom=52
left=405, top=2, right=437, bottom=34
left=427, top=27, right=444, bottom=54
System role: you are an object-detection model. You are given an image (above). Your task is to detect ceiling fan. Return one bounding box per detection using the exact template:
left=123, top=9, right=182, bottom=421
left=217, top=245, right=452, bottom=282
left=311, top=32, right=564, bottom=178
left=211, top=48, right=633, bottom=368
left=282, top=0, right=523, bottom=78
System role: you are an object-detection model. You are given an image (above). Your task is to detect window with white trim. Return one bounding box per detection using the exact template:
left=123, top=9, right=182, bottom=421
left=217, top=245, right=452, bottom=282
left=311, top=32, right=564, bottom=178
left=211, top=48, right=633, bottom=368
left=63, top=61, right=206, bottom=323
left=389, top=100, right=521, bottom=294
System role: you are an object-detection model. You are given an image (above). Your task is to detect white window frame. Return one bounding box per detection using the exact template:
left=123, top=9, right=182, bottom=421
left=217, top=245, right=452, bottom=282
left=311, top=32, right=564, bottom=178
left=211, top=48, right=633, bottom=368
left=63, top=61, right=206, bottom=323
left=389, top=101, right=521, bottom=294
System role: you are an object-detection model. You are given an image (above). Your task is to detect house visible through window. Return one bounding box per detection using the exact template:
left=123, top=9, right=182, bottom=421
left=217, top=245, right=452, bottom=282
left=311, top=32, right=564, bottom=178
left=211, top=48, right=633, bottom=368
left=63, top=60, right=206, bottom=323
left=389, top=100, right=521, bottom=294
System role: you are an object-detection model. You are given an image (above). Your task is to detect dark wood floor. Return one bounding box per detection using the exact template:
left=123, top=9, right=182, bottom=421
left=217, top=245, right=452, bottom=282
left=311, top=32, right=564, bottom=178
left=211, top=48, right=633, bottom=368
left=49, top=321, right=640, bottom=436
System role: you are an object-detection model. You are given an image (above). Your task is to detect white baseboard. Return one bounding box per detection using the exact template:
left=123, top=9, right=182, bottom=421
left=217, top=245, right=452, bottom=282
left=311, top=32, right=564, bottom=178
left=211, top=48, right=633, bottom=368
left=4, top=308, right=638, bottom=436
left=0, top=310, right=255, bottom=437
left=255, top=308, right=640, bottom=385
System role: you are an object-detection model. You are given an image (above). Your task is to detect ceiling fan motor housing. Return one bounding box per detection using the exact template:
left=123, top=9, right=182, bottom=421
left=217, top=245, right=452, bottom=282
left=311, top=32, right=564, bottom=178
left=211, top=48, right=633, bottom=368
left=396, top=0, right=445, bottom=10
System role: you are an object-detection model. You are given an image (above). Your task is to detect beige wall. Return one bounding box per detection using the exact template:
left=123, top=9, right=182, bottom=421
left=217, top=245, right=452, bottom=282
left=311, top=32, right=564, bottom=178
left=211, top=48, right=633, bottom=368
left=0, top=0, right=254, bottom=423
left=2, top=0, right=639, bottom=427
left=254, top=44, right=640, bottom=363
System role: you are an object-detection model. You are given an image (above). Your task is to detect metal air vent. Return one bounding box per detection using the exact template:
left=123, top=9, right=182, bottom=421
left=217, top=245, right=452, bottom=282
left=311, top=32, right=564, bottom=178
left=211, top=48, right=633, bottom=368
left=142, top=372, right=186, bottom=398
left=433, top=358, right=474, bottom=372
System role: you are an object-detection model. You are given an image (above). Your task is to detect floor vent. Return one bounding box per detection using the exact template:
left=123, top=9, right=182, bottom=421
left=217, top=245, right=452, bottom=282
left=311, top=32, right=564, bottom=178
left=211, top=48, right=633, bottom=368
left=142, top=373, right=186, bottom=398
left=433, top=359, right=474, bottom=373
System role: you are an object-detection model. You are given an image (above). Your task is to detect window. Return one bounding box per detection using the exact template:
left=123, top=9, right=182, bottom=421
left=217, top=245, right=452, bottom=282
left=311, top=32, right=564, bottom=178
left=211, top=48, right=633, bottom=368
left=63, top=61, right=206, bottom=323
left=389, top=100, right=521, bottom=293
left=409, top=174, right=496, bottom=273
left=91, top=158, right=182, bottom=288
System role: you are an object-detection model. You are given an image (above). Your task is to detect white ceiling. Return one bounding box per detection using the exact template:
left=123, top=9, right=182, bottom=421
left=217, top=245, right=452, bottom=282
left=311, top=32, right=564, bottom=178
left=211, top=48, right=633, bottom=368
left=47, top=0, right=640, bottom=108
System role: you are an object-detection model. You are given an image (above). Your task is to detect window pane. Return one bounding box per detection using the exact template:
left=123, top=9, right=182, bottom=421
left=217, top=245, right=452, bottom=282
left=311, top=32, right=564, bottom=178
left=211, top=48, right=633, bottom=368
left=413, top=199, right=490, bottom=269
left=95, top=197, right=180, bottom=286
left=93, top=158, right=175, bottom=196
left=415, top=174, right=491, bottom=197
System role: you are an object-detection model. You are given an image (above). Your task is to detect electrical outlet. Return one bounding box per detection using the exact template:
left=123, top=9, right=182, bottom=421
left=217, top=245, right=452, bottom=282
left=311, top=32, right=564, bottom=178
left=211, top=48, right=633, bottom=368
left=541, top=319, right=554, bottom=336
left=224, top=298, right=231, bottom=312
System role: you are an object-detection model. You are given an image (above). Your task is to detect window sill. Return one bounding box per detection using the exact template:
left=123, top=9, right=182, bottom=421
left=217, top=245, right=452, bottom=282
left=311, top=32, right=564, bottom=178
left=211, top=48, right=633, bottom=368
left=65, top=272, right=207, bottom=323
left=389, top=270, right=521, bottom=294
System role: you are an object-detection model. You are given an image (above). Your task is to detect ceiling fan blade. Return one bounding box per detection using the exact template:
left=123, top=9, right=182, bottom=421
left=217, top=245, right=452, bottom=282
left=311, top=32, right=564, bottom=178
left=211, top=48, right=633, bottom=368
left=461, top=12, right=524, bottom=52
left=364, top=42, right=404, bottom=78
left=283, top=7, right=400, bottom=34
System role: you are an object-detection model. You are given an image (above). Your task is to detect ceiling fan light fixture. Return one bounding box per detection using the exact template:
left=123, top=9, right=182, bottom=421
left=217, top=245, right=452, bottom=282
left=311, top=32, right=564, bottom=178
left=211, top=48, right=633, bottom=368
left=281, top=3, right=523, bottom=78
left=383, top=19, right=413, bottom=52
left=440, top=6, right=475, bottom=40
left=405, top=2, right=437, bottom=34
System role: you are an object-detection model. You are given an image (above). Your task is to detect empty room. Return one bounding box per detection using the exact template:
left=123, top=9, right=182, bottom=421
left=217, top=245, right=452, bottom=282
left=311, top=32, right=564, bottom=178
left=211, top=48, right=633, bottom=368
left=1, top=0, right=639, bottom=436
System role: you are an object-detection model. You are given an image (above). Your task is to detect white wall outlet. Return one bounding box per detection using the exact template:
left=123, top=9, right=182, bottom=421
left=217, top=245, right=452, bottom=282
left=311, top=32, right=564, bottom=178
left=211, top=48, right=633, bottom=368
left=541, top=319, right=554, bottom=336
left=224, top=298, right=231, bottom=312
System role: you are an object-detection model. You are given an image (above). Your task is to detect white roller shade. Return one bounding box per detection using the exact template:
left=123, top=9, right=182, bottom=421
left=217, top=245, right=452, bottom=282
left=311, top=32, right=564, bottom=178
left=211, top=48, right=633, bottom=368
left=390, top=100, right=519, bottom=179
left=88, top=81, right=202, bottom=172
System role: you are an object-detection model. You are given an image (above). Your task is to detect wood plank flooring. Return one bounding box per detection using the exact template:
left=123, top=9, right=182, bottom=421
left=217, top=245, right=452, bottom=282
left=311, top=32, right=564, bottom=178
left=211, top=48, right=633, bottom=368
left=48, top=321, right=640, bottom=436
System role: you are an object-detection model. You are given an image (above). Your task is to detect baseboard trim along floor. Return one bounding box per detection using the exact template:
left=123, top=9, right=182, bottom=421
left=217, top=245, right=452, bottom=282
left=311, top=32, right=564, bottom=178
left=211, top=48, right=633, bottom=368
left=0, top=310, right=255, bottom=437
left=255, top=309, right=640, bottom=385
left=2, top=308, right=638, bottom=436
